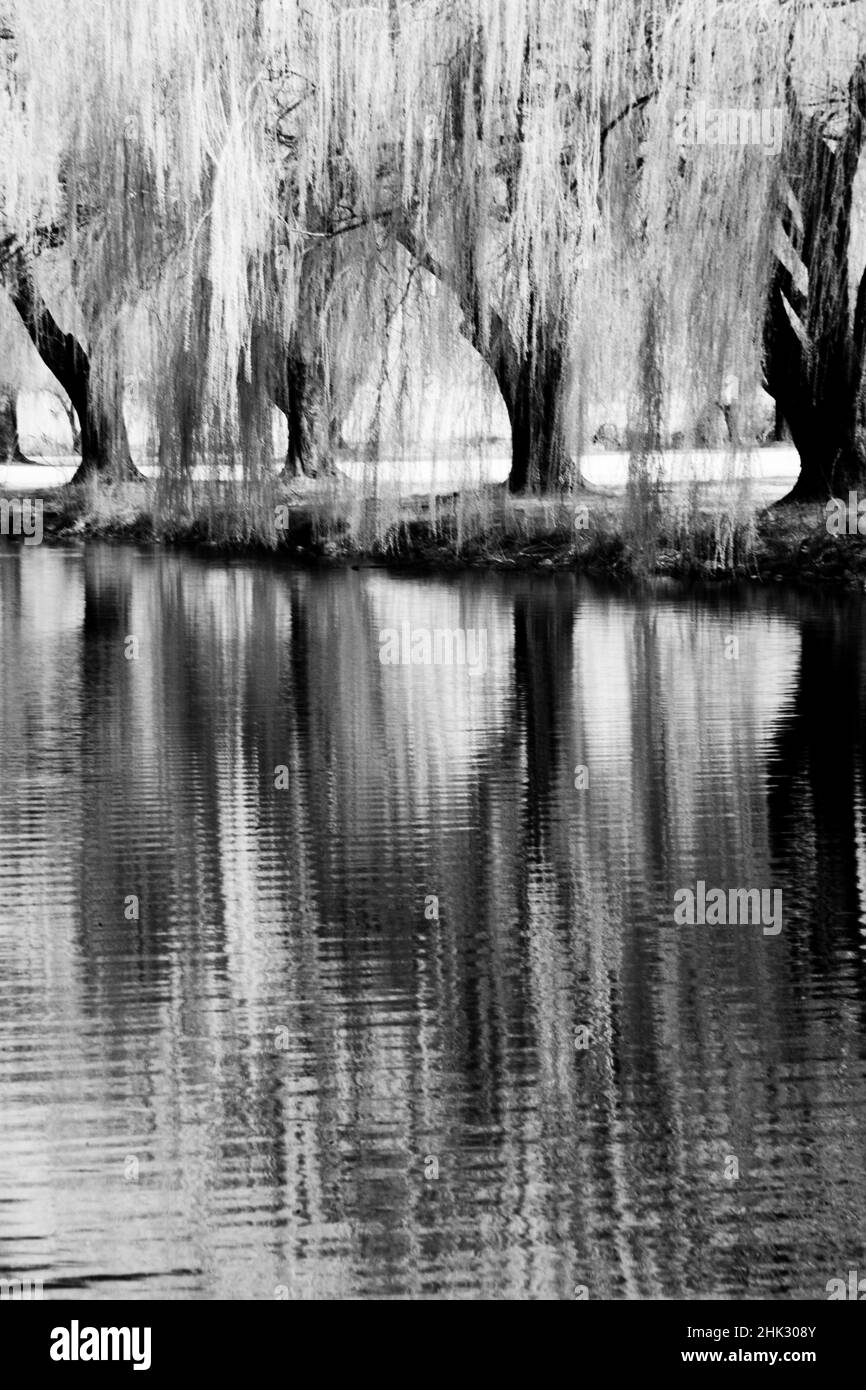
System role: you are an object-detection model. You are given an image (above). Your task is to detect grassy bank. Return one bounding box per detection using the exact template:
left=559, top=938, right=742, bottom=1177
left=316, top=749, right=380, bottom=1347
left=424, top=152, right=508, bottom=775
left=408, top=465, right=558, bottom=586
left=6, top=475, right=865, bottom=588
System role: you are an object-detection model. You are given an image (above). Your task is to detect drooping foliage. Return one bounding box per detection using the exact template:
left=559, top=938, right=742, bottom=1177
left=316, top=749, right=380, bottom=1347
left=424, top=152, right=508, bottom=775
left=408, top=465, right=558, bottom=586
left=0, top=1, right=863, bottom=497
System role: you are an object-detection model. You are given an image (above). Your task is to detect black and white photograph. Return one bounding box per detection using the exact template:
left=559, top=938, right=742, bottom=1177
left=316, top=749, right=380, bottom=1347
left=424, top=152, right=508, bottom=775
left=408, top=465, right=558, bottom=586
left=1, top=0, right=865, bottom=1344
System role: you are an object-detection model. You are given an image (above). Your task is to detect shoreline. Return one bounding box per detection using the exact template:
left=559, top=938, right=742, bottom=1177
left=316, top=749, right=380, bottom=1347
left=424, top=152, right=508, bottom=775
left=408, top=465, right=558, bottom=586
left=1, top=478, right=863, bottom=591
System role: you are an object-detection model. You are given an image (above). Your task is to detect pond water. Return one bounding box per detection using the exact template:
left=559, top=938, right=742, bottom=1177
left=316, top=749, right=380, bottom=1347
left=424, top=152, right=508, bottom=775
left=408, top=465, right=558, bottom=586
left=1, top=542, right=865, bottom=1300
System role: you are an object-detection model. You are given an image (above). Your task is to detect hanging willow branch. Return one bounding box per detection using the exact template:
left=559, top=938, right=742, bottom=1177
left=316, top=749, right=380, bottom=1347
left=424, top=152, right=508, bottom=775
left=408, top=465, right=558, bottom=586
left=0, top=0, right=861, bottom=492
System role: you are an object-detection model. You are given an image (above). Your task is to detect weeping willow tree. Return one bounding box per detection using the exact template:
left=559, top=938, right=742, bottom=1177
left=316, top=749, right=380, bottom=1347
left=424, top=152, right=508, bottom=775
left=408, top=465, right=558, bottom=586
left=0, top=0, right=862, bottom=501
left=591, top=0, right=866, bottom=503
left=273, top=0, right=865, bottom=495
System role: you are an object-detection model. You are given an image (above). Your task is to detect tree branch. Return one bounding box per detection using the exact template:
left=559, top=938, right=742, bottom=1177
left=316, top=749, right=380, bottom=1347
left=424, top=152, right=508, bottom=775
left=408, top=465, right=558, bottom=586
left=600, top=91, right=656, bottom=147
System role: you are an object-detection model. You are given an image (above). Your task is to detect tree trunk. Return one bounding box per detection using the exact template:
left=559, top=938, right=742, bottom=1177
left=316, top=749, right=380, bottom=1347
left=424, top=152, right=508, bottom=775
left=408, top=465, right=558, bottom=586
left=65, top=401, right=82, bottom=453
left=765, top=246, right=864, bottom=500
left=282, top=353, right=315, bottom=477
left=0, top=388, right=30, bottom=462
left=69, top=383, right=137, bottom=484
left=764, top=280, right=861, bottom=500
left=3, top=248, right=138, bottom=483
left=272, top=343, right=336, bottom=479
left=393, top=225, right=579, bottom=495
left=765, top=59, right=866, bottom=503
left=495, top=341, right=571, bottom=494
left=766, top=339, right=865, bottom=503
left=472, top=298, right=575, bottom=494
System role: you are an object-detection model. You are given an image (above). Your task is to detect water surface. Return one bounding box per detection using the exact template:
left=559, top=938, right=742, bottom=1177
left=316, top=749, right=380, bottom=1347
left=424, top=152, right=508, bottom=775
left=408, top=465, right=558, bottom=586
left=1, top=543, right=865, bottom=1299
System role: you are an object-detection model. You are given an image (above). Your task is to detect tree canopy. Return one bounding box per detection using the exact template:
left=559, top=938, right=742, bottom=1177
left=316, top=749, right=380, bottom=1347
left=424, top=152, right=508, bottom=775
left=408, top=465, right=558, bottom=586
left=0, top=1, right=864, bottom=497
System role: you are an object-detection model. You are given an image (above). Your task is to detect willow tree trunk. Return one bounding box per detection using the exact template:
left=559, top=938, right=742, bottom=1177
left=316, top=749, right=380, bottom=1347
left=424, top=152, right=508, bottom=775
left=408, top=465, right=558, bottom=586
left=495, top=340, right=570, bottom=494
left=393, top=225, right=576, bottom=494
left=0, top=389, right=29, bottom=461
left=765, top=280, right=863, bottom=499
left=461, top=288, right=572, bottom=493
left=69, top=379, right=137, bottom=484
left=281, top=354, right=316, bottom=478
left=4, top=249, right=137, bottom=483
left=271, top=344, right=336, bottom=479
left=766, top=59, right=866, bottom=502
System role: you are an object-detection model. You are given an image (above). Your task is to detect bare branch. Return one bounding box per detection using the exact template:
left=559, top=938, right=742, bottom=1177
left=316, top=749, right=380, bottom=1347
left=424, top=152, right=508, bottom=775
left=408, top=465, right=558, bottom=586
left=600, top=92, right=656, bottom=147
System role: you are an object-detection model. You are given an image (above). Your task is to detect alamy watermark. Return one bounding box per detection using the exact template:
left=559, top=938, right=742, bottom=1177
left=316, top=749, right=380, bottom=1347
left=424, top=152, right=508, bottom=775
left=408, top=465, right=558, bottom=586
left=50, top=1322, right=151, bottom=1371
left=673, top=880, right=782, bottom=935
left=378, top=624, right=487, bottom=676
left=0, top=1275, right=44, bottom=1299
left=0, top=497, right=42, bottom=544
left=825, top=493, right=866, bottom=535
left=674, top=101, right=784, bottom=153
left=827, top=1270, right=866, bottom=1299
